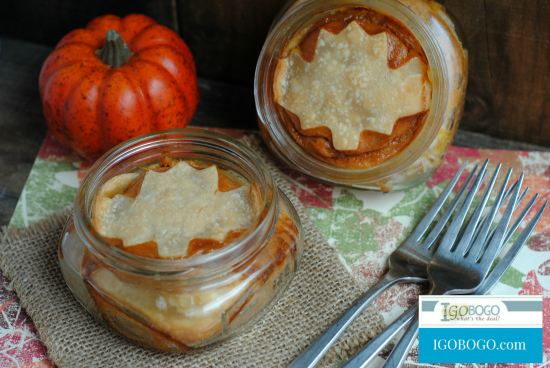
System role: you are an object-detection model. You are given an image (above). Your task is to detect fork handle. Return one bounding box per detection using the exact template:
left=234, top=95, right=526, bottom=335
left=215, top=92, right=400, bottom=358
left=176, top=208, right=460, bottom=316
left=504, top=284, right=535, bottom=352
left=289, top=272, right=403, bottom=368
left=342, top=304, right=417, bottom=368
left=382, top=313, right=420, bottom=368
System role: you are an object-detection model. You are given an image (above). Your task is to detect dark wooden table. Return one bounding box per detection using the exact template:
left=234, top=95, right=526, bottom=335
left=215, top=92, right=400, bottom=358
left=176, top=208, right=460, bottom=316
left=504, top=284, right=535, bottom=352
left=1, top=36, right=549, bottom=227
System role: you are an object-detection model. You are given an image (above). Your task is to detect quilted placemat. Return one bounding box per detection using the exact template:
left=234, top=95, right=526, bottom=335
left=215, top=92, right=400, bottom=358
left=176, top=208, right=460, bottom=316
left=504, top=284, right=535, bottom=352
left=3, top=129, right=550, bottom=368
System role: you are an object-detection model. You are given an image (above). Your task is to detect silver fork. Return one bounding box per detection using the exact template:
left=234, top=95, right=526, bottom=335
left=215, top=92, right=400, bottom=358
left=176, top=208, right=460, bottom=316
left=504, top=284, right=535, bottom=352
left=289, top=161, right=482, bottom=368
left=380, top=169, right=542, bottom=368
left=342, top=187, right=542, bottom=368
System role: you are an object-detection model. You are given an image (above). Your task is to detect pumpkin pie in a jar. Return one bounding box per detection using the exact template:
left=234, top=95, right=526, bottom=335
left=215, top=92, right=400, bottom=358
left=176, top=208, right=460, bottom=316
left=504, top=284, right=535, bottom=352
left=58, top=129, right=303, bottom=351
left=256, top=0, right=467, bottom=190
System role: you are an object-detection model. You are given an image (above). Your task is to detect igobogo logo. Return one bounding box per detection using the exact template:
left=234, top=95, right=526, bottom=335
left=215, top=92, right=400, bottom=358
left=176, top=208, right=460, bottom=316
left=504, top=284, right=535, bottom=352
left=441, top=302, right=501, bottom=321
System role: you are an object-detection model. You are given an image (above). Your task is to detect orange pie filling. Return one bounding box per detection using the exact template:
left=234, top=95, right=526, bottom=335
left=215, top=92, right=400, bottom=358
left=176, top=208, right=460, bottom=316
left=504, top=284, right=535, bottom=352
left=273, top=7, right=433, bottom=169
left=83, top=157, right=299, bottom=349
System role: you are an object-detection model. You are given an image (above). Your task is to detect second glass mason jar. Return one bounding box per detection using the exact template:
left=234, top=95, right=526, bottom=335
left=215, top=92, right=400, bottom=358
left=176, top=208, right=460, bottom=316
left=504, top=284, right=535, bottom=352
left=255, top=0, right=468, bottom=191
left=58, top=129, right=303, bottom=351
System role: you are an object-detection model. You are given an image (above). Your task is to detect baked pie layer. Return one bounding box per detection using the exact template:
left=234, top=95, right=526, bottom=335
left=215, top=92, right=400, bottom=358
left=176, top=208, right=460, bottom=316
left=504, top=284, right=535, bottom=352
left=275, top=21, right=431, bottom=151
left=92, top=161, right=256, bottom=258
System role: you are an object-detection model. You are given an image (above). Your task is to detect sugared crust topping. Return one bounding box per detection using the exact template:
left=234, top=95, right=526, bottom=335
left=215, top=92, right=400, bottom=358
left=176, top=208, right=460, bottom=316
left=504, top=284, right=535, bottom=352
left=93, top=162, right=255, bottom=258
left=274, top=21, right=432, bottom=151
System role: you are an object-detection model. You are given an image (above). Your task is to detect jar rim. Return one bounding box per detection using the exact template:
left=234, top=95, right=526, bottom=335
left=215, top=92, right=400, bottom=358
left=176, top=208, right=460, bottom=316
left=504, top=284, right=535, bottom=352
left=73, top=128, right=280, bottom=276
left=255, top=0, right=450, bottom=186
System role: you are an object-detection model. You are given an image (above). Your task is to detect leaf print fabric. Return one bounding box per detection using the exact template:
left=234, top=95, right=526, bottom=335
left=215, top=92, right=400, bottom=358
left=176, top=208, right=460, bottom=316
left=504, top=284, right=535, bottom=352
left=4, top=132, right=550, bottom=367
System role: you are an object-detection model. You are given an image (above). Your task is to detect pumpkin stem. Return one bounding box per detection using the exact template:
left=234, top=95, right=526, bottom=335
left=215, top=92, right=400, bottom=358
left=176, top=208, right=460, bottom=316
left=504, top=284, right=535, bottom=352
left=95, top=30, right=133, bottom=68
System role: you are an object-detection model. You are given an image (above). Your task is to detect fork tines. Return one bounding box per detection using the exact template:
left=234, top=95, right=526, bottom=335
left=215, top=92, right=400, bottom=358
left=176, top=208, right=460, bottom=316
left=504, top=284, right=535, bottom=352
left=434, top=159, right=542, bottom=265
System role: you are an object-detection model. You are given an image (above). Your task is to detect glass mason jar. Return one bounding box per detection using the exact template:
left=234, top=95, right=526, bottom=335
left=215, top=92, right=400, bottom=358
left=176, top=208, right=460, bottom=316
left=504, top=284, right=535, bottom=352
left=255, top=0, right=467, bottom=191
left=58, top=128, right=303, bottom=351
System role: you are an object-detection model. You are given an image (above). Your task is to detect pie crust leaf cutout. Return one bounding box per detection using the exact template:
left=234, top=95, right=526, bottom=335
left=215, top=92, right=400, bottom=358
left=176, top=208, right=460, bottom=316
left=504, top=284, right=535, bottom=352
left=93, top=162, right=255, bottom=258
left=275, top=21, right=432, bottom=151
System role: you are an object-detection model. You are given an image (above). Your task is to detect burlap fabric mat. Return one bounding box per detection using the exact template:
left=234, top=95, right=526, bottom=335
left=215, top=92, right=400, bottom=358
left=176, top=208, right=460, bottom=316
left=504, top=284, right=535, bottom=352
left=0, top=134, right=386, bottom=367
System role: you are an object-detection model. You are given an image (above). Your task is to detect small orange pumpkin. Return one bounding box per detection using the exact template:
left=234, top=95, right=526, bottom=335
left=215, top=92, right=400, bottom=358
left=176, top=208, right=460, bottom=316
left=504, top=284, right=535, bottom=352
left=39, top=14, right=199, bottom=161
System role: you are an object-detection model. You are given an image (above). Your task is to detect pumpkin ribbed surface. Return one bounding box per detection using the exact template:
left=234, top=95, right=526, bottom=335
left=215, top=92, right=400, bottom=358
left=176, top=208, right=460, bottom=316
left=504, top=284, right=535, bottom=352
left=39, top=14, right=199, bottom=161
